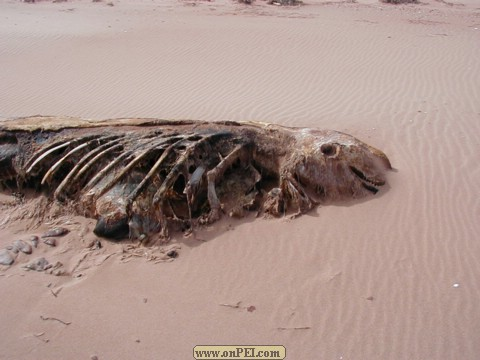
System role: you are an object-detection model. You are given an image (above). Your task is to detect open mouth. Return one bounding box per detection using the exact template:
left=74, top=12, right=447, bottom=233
left=349, top=166, right=385, bottom=194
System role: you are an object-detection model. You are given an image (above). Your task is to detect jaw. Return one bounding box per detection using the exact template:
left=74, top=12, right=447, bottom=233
left=346, top=143, right=391, bottom=195
left=349, top=165, right=386, bottom=195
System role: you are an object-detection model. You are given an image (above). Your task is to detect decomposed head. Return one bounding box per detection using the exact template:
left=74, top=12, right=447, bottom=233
left=291, top=129, right=392, bottom=201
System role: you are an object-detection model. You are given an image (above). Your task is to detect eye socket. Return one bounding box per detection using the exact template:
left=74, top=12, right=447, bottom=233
left=320, top=143, right=336, bottom=156
left=0, top=132, right=18, bottom=144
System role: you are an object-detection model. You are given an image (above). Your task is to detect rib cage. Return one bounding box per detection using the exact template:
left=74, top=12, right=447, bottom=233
left=2, top=119, right=279, bottom=240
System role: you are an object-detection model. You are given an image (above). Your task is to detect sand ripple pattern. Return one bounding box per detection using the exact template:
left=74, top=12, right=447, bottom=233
left=1, top=2, right=480, bottom=359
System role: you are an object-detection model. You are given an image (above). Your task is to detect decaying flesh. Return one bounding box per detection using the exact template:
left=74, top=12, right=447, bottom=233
left=0, top=116, right=391, bottom=242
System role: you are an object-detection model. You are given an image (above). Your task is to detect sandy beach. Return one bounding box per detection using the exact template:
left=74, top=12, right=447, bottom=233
left=1, top=0, right=479, bottom=359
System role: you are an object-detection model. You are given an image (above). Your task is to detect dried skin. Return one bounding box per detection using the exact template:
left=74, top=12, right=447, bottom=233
left=0, top=116, right=392, bottom=242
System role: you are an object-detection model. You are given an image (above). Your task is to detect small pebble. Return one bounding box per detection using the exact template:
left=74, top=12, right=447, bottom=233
left=43, top=238, right=57, bottom=247
left=24, top=257, right=50, bottom=271
left=29, top=235, right=39, bottom=248
left=45, top=261, right=64, bottom=276
left=53, top=269, right=65, bottom=276
left=86, top=240, right=102, bottom=250
left=453, top=283, right=460, bottom=288
left=91, top=356, right=99, bottom=360
left=0, top=249, right=15, bottom=266
left=13, top=239, right=32, bottom=254
left=41, top=227, right=69, bottom=238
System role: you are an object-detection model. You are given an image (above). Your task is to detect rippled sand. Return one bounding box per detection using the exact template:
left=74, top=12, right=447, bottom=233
left=1, top=0, right=479, bottom=359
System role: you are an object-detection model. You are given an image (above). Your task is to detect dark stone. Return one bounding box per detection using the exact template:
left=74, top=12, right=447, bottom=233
left=166, top=250, right=178, bottom=258
left=93, top=216, right=129, bottom=240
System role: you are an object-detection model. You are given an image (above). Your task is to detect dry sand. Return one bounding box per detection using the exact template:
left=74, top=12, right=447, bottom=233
left=1, top=0, right=479, bottom=359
